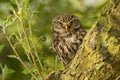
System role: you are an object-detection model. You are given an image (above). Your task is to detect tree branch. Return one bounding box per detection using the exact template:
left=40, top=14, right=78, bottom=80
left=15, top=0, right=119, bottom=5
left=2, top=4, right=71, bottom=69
left=47, top=0, right=120, bottom=80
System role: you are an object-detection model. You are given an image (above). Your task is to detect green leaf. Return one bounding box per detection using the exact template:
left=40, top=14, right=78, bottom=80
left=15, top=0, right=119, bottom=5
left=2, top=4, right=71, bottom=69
left=30, top=77, right=34, bottom=80
left=2, top=65, right=15, bottom=80
left=0, top=44, right=5, bottom=52
left=22, top=0, right=30, bottom=8
left=22, top=69, right=29, bottom=74
left=10, top=0, right=16, bottom=5
left=22, top=67, right=35, bottom=75
left=0, top=63, right=3, bottom=69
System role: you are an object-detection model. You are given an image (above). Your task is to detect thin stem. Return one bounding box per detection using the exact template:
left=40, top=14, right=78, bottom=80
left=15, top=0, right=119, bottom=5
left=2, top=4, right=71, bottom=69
left=30, top=36, right=44, bottom=70
left=15, top=1, right=44, bottom=80
left=17, top=26, right=33, bottom=64
left=2, top=28, right=37, bottom=80
left=28, top=19, right=43, bottom=70
left=15, top=13, right=44, bottom=80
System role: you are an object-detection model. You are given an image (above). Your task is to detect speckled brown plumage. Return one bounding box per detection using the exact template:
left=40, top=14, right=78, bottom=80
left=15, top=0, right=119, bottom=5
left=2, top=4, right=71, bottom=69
left=52, top=14, right=86, bottom=66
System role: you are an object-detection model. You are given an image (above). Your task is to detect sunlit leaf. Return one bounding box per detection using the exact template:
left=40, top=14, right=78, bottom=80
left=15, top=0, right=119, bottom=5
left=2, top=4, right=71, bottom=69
left=2, top=65, right=15, bottom=80
left=22, top=69, right=29, bottom=75
left=0, top=44, right=5, bottom=52
left=22, top=67, right=35, bottom=75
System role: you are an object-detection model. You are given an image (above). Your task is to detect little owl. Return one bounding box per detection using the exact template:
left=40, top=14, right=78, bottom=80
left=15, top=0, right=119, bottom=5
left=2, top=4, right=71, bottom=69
left=52, top=14, right=86, bottom=66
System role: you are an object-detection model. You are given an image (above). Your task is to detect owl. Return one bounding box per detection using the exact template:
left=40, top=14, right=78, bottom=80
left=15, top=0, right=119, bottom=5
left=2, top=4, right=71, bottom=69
left=52, top=14, right=86, bottom=66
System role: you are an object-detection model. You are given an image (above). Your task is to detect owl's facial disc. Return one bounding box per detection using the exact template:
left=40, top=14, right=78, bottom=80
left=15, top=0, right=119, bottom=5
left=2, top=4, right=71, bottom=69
left=62, top=23, right=69, bottom=31
left=52, top=14, right=81, bottom=34
left=56, top=21, right=69, bottom=31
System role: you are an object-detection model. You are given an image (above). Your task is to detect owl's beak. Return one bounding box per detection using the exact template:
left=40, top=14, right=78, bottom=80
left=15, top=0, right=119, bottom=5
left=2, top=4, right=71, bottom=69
left=64, top=25, right=68, bottom=30
left=63, top=23, right=68, bottom=30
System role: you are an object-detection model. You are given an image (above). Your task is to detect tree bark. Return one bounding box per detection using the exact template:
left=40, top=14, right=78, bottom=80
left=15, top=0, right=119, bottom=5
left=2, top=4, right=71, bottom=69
left=47, top=0, right=120, bottom=80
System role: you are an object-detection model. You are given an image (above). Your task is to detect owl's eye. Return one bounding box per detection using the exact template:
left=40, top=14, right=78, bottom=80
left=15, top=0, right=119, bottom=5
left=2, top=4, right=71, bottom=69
left=57, top=22, right=63, bottom=27
left=70, top=20, right=75, bottom=25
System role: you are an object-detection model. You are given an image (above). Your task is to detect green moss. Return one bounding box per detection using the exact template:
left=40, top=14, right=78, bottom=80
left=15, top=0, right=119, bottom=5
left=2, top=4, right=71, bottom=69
left=108, top=36, right=120, bottom=54
left=61, top=74, right=72, bottom=80
left=84, top=33, right=92, bottom=53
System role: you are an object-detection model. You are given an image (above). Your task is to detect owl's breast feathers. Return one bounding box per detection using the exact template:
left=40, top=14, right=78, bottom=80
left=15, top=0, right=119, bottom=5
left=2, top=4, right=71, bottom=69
left=53, top=30, right=86, bottom=66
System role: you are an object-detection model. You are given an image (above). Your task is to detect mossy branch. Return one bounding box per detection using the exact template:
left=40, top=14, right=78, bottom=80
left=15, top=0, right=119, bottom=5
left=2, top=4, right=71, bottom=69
left=47, top=0, right=120, bottom=80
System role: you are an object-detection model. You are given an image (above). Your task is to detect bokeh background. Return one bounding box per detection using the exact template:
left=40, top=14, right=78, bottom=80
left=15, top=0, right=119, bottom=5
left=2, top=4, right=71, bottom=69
left=0, top=0, right=107, bottom=80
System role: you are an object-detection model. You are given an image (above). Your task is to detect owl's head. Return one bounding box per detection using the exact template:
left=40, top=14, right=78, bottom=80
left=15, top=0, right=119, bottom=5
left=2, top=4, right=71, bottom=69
left=52, top=14, right=82, bottom=34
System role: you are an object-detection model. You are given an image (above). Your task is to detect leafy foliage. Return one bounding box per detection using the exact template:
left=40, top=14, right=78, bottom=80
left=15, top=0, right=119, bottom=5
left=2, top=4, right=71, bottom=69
left=0, top=44, right=4, bottom=52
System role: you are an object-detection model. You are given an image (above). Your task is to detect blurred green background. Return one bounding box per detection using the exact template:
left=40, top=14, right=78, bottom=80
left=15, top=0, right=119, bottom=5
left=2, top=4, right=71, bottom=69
left=0, top=0, right=107, bottom=80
